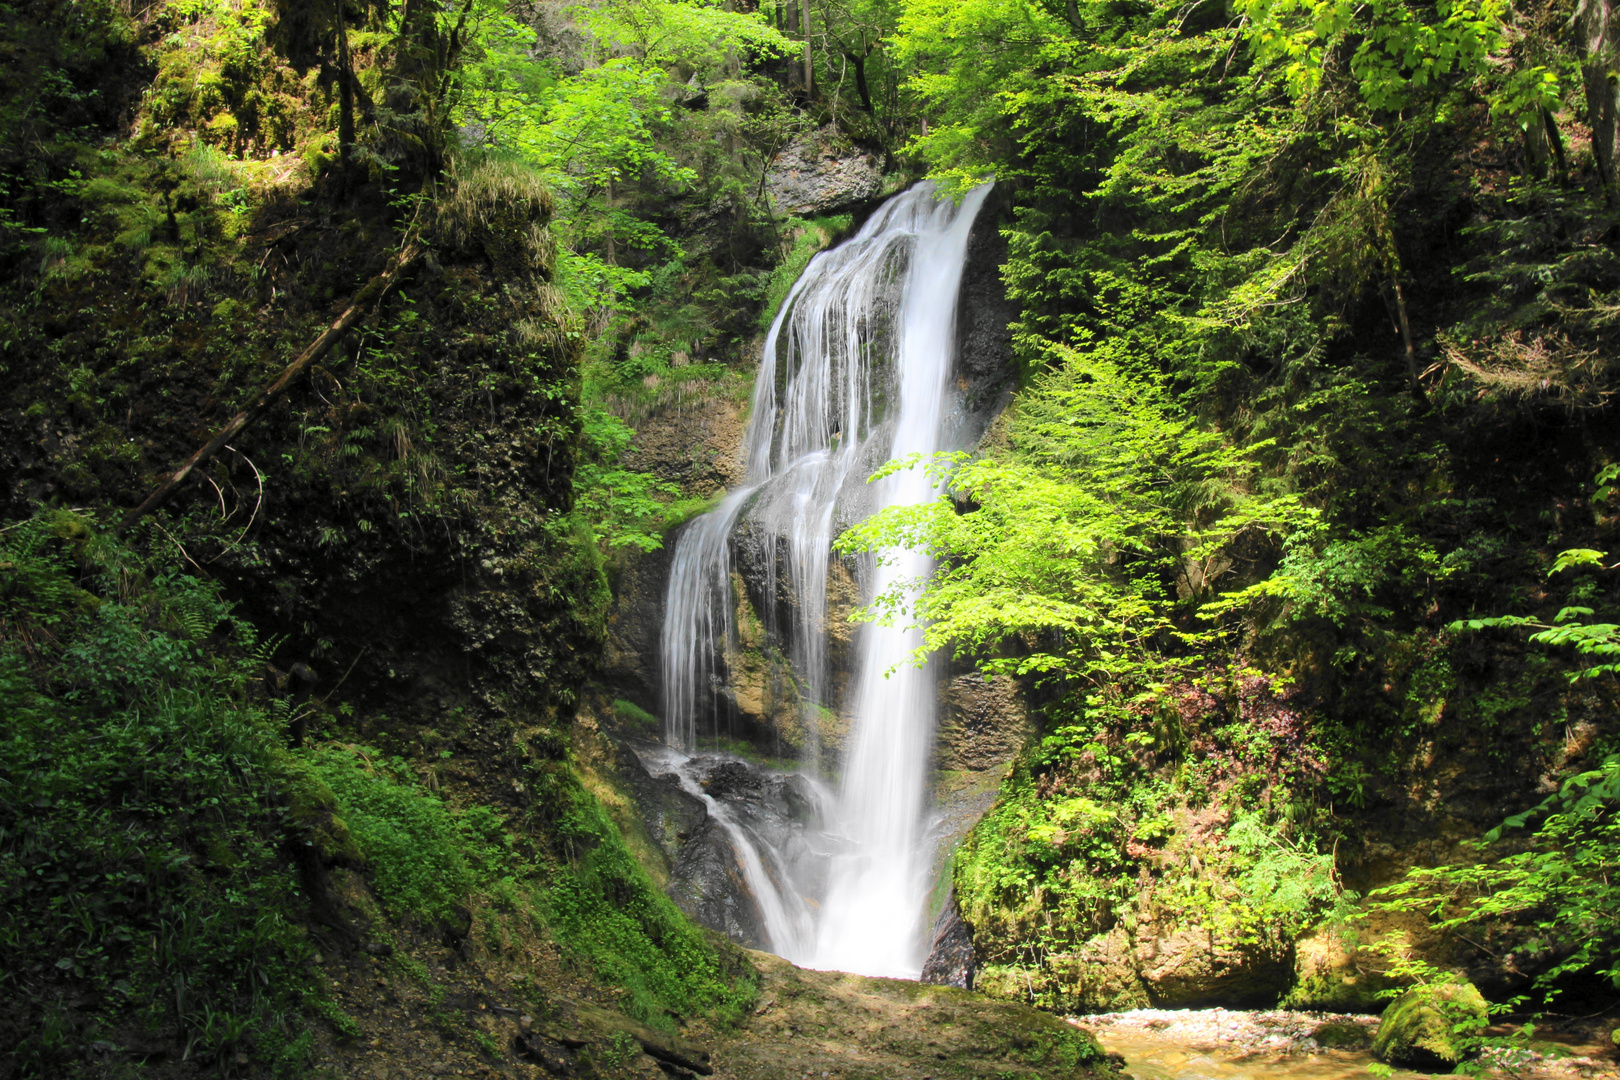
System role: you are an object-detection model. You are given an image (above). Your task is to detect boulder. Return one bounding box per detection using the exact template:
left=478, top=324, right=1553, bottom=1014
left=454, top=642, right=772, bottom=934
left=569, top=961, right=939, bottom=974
left=764, top=125, right=885, bottom=217
left=1135, top=920, right=1292, bottom=1007
left=1372, top=981, right=1489, bottom=1067
left=1285, top=923, right=1390, bottom=1012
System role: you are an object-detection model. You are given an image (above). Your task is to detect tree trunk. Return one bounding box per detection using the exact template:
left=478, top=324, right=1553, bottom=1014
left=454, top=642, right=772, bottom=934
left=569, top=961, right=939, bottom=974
left=849, top=49, right=873, bottom=113
left=1391, top=279, right=1427, bottom=405
left=1526, top=105, right=1549, bottom=178
left=336, top=0, right=355, bottom=189
left=1577, top=0, right=1620, bottom=200
left=1545, top=108, right=1570, bottom=184
left=801, top=0, right=813, bottom=95
left=120, top=246, right=422, bottom=532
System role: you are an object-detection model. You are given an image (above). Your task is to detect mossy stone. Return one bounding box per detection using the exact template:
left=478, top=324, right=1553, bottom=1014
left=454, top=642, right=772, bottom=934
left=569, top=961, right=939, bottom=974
left=1372, top=981, right=1488, bottom=1067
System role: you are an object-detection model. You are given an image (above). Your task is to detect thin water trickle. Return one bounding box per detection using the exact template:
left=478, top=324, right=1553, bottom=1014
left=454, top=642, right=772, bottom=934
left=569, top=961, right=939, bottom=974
left=658, top=181, right=992, bottom=977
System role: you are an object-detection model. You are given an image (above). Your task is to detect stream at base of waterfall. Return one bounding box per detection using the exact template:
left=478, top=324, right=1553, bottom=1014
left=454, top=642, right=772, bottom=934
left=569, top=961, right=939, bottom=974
left=657, top=181, right=993, bottom=978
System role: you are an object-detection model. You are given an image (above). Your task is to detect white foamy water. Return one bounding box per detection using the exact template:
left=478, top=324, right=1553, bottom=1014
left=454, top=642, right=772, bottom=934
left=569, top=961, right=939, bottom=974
left=659, top=181, right=992, bottom=977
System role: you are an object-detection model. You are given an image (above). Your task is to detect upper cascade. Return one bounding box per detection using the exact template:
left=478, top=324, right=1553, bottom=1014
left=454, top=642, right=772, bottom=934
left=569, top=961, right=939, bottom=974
left=658, top=180, right=992, bottom=978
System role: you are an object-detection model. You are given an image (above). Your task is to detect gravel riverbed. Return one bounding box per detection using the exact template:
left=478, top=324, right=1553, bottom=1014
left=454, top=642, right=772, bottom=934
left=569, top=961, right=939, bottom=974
left=1070, top=1007, right=1380, bottom=1055
left=1068, top=1007, right=1620, bottom=1080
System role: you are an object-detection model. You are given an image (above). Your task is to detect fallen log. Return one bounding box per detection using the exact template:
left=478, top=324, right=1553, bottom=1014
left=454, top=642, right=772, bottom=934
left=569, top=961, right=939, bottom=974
left=119, top=243, right=421, bottom=532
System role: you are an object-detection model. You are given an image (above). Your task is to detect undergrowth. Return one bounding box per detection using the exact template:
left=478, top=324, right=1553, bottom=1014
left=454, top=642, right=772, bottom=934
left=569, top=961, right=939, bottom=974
left=0, top=510, right=756, bottom=1073
left=0, top=510, right=315, bottom=1076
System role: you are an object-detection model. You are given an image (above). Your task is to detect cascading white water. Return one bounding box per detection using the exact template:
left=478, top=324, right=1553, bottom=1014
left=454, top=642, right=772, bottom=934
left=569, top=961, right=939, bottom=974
left=659, top=181, right=991, bottom=977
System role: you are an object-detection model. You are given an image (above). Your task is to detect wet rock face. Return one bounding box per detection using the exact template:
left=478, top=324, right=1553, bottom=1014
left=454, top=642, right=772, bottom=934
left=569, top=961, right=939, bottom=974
left=691, top=756, right=824, bottom=836
left=936, top=671, right=1034, bottom=773
left=624, top=749, right=830, bottom=951
left=614, top=742, right=707, bottom=870
left=620, top=390, right=748, bottom=496
left=920, top=890, right=976, bottom=989
left=722, top=513, right=862, bottom=755
left=600, top=387, right=747, bottom=714
left=944, top=196, right=1017, bottom=452
left=765, top=125, right=886, bottom=217
left=601, top=539, right=672, bottom=715
left=670, top=815, right=772, bottom=950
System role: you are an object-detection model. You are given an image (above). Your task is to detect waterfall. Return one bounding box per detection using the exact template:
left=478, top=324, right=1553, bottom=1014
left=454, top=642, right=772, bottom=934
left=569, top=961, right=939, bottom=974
left=659, top=180, right=992, bottom=978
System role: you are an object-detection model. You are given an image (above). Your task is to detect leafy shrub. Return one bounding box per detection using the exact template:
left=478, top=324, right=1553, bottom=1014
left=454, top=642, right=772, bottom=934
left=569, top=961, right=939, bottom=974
left=0, top=512, right=312, bottom=1074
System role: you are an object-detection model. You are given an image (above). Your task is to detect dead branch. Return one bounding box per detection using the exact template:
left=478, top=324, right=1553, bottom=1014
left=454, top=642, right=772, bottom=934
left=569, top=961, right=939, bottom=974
left=120, top=244, right=421, bottom=532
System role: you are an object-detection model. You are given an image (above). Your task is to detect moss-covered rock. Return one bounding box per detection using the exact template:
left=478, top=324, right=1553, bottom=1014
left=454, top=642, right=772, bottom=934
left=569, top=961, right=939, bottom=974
left=1284, top=924, right=1393, bottom=1012
left=1372, top=980, right=1489, bottom=1067
left=714, top=951, right=1123, bottom=1080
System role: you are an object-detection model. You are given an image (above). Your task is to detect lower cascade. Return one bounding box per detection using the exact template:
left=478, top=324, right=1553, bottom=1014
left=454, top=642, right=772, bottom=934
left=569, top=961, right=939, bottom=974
left=657, top=181, right=992, bottom=978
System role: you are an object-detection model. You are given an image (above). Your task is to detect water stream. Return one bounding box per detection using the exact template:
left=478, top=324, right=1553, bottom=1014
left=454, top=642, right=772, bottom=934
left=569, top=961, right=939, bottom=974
left=658, top=181, right=992, bottom=977
left=1076, top=1009, right=1614, bottom=1080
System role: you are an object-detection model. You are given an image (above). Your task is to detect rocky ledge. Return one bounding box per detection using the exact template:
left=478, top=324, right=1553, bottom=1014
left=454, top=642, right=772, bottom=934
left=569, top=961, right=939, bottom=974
left=706, top=951, right=1125, bottom=1080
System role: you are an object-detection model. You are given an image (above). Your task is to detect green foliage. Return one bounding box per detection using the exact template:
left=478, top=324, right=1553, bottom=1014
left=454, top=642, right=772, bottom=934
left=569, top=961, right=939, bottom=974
left=837, top=348, right=1303, bottom=698
left=949, top=669, right=1343, bottom=1009
left=1373, top=753, right=1620, bottom=999
left=574, top=407, right=680, bottom=552
left=455, top=0, right=793, bottom=309
left=539, top=784, right=758, bottom=1030
left=758, top=214, right=852, bottom=330
left=1375, top=483, right=1620, bottom=1001
left=1226, top=814, right=1346, bottom=937
left=1451, top=544, right=1620, bottom=682
left=0, top=512, right=313, bottom=1074
left=307, top=747, right=492, bottom=921
left=875, top=0, right=1620, bottom=1011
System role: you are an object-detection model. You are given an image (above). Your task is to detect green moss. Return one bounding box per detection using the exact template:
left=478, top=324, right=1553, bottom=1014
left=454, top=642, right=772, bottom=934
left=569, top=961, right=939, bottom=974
left=1282, top=969, right=1385, bottom=1013
left=1372, top=981, right=1489, bottom=1066
left=614, top=697, right=661, bottom=734
left=308, top=746, right=490, bottom=921
left=539, top=785, right=759, bottom=1030
left=758, top=214, right=852, bottom=331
